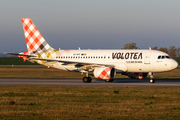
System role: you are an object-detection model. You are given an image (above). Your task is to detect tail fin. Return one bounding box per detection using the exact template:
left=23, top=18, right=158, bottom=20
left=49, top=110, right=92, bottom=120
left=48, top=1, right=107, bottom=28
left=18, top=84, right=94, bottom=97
left=22, top=18, right=53, bottom=54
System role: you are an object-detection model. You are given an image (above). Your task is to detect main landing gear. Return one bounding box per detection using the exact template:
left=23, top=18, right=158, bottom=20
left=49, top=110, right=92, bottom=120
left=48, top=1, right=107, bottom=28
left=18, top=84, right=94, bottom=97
left=82, top=71, right=114, bottom=83
left=83, top=71, right=92, bottom=83
left=83, top=77, right=92, bottom=83
left=149, top=72, right=155, bottom=83
left=82, top=72, right=92, bottom=83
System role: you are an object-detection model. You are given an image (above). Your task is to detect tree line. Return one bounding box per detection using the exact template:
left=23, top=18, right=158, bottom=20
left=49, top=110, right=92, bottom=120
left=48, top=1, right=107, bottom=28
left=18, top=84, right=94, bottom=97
left=122, top=42, right=180, bottom=57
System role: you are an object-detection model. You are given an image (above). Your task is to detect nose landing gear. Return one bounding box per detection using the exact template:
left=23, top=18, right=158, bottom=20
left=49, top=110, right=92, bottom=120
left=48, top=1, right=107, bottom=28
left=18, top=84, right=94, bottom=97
left=149, top=72, right=155, bottom=83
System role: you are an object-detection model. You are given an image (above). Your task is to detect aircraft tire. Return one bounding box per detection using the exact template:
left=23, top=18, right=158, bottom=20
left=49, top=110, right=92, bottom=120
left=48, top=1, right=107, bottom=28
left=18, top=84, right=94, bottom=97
left=150, top=79, right=155, bottom=83
left=88, top=77, right=92, bottom=83
left=105, top=79, right=114, bottom=82
left=83, top=77, right=92, bottom=83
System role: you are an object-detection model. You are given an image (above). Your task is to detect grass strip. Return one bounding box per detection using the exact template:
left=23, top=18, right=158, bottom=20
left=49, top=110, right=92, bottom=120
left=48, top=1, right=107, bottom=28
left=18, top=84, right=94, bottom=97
left=0, top=86, right=180, bottom=119
left=0, top=67, right=180, bottom=79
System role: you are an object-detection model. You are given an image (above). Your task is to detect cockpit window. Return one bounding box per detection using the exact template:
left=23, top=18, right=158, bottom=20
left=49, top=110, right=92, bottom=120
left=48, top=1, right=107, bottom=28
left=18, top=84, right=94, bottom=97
left=166, top=56, right=170, bottom=59
left=158, top=56, right=161, bottom=59
left=157, top=55, right=170, bottom=59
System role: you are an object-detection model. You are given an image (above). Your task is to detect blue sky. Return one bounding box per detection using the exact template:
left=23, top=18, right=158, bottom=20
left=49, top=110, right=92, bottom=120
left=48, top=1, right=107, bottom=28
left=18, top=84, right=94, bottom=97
left=0, top=0, right=180, bottom=52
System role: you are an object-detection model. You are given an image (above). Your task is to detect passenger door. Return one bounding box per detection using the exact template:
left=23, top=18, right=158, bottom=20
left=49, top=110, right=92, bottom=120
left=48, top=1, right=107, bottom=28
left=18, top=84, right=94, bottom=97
left=144, top=52, right=151, bottom=64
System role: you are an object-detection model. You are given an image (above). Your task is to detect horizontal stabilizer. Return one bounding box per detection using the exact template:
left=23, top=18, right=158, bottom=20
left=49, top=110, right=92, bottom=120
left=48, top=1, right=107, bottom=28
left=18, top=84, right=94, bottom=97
left=3, top=52, right=37, bottom=57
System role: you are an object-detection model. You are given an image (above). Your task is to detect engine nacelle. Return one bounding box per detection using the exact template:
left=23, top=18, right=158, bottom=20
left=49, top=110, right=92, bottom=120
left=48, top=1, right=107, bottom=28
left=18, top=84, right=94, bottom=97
left=93, top=67, right=116, bottom=80
left=127, top=72, right=148, bottom=79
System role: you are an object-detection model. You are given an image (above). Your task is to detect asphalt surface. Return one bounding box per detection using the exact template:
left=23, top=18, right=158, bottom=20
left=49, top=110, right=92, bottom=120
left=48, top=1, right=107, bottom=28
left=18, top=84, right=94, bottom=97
left=0, top=79, right=180, bottom=87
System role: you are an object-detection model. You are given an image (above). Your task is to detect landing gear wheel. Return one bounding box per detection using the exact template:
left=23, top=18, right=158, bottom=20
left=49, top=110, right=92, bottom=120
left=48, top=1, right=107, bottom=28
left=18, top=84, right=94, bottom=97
left=88, top=77, right=92, bottom=83
left=150, top=79, right=155, bottom=83
left=83, top=77, right=92, bottom=83
left=105, top=79, right=114, bottom=82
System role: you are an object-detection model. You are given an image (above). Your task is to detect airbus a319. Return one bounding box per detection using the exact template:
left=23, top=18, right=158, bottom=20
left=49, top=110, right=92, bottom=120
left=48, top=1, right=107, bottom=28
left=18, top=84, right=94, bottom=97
left=5, top=18, right=179, bottom=83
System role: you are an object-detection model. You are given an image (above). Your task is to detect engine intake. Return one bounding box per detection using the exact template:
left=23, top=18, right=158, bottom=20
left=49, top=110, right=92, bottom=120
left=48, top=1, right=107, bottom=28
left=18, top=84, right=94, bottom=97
left=93, top=67, right=116, bottom=80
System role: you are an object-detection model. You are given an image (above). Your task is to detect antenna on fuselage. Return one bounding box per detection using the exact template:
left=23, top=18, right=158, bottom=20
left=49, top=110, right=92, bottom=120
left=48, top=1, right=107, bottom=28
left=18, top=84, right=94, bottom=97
left=149, top=47, right=151, bottom=50
left=78, top=47, right=81, bottom=50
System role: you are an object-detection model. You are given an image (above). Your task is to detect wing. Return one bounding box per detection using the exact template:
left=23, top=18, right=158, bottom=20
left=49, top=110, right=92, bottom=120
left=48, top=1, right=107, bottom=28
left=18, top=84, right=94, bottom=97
left=32, top=58, right=115, bottom=71
left=4, top=53, right=115, bottom=71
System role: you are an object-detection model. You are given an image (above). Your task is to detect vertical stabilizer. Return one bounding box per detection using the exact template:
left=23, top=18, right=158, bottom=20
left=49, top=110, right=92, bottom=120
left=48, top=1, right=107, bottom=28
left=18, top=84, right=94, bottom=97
left=22, top=18, right=53, bottom=54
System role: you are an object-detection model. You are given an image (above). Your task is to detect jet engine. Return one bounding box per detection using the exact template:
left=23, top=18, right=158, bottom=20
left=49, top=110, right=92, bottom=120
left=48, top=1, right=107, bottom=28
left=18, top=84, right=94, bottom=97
left=126, top=72, right=148, bottom=79
left=93, top=67, right=116, bottom=80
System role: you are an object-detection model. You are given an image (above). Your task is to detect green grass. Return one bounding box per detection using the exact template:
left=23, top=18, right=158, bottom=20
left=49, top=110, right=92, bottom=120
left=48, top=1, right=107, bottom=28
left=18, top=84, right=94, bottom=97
left=0, top=57, right=38, bottom=65
left=172, top=57, right=180, bottom=65
left=0, top=67, right=180, bottom=79
left=0, top=86, right=180, bottom=119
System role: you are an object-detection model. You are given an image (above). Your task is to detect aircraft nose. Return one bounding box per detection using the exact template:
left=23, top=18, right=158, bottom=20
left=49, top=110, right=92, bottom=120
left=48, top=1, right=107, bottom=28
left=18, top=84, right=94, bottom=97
left=171, top=60, right=178, bottom=69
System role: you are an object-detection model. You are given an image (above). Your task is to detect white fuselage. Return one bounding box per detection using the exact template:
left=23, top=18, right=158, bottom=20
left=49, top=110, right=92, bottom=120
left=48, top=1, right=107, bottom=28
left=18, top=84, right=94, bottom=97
left=39, top=49, right=178, bottom=73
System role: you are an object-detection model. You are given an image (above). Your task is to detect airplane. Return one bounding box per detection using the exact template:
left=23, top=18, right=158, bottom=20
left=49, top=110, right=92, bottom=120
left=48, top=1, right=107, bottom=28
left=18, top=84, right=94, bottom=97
left=5, top=18, right=178, bottom=83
